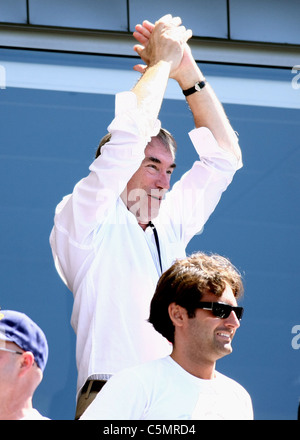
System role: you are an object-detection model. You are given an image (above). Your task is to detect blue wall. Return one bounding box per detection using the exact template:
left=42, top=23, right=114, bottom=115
left=0, top=49, right=299, bottom=419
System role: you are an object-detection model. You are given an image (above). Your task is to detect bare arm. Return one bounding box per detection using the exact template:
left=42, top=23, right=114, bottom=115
left=174, top=46, right=241, bottom=160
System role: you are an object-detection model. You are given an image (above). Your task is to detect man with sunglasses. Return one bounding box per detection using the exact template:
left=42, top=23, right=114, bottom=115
left=80, top=252, right=253, bottom=420
left=0, top=310, right=49, bottom=420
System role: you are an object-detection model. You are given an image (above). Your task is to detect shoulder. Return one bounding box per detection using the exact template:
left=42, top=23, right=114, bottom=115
left=216, top=371, right=251, bottom=399
left=106, top=356, right=173, bottom=389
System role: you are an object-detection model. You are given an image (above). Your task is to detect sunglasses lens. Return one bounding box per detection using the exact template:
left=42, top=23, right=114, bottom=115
left=212, top=303, right=230, bottom=319
left=212, top=303, right=243, bottom=320
left=236, top=307, right=244, bottom=320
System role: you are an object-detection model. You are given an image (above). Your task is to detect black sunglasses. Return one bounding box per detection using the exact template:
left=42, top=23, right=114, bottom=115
left=196, top=302, right=244, bottom=321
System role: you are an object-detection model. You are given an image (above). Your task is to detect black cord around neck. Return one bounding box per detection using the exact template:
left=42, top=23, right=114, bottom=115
left=148, top=221, right=162, bottom=273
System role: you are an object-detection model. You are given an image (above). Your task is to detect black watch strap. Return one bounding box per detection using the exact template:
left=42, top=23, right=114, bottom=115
left=182, top=80, right=206, bottom=96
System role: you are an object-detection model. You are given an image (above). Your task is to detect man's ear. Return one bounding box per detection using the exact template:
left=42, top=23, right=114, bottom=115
left=168, top=303, right=187, bottom=328
left=19, top=352, right=35, bottom=376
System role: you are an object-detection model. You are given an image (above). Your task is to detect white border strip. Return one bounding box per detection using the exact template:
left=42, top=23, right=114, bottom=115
left=0, top=61, right=299, bottom=109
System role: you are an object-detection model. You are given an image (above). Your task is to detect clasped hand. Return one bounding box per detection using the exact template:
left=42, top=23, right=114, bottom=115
left=133, top=14, right=193, bottom=79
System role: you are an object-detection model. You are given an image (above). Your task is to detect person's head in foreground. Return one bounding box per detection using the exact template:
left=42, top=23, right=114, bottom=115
left=0, top=310, right=49, bottom=420
left=149, top=252, right=244, bottom=378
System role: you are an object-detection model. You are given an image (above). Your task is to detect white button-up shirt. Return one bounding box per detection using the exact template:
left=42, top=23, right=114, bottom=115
left=50, top=91, right=242, bottom=398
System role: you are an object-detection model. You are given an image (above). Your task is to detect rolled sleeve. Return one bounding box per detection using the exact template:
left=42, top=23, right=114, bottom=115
left=189, top=127, right=243, bottom=172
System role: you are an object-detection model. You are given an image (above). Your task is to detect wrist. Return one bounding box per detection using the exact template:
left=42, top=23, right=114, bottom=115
left=176, top=67, right=205, bottom=91
left=148, top=59, right=172, bottom=73
left=182, top=80, right=206, bottom=97
left=177, top=64, right=204, bottom=87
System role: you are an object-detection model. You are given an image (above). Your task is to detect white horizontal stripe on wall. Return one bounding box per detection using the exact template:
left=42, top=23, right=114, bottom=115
left=0, top=61, right=299, bottom=109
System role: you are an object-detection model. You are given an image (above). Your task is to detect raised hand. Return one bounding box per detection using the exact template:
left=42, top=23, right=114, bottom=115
left=132, top=15, right=192, bottom=79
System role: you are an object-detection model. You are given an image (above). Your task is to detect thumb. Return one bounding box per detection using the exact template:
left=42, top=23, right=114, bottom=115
left=133, top=64, right=147, bottom=74
left=133, top=44, right=144, bottom=57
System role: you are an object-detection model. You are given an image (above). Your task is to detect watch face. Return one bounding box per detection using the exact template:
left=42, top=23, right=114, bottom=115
left=195, top=82, right=201, bottom=91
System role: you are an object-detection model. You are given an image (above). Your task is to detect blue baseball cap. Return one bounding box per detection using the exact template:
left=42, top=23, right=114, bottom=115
left=0, top=310, right=48, bottom=372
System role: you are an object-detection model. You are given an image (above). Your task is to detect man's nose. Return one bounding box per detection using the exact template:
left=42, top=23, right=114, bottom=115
left=225, top=311, right=241, bottom=329
left=156, top=172, right=170, bottom=190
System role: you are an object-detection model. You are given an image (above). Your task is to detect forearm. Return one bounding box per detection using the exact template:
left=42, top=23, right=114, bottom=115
left=176, top=56, right=241, bottom=161
left=131, top=60, right=171, bottom=131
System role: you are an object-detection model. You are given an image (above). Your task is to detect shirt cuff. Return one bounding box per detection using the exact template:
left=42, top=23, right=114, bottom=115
left=110, top=91, right=161, bottom=143
left=189, top=126, right=243, bottom=171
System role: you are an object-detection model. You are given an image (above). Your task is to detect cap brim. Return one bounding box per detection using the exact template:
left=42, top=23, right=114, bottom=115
left=0, top=332, right=12, bottom=342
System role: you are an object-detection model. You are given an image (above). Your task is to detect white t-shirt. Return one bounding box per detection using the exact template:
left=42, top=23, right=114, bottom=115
left=80, top=356, right=253, bottom=420
left=50, top=91, right=242, bottom=398
left=20, top=409, right=50, bottom=420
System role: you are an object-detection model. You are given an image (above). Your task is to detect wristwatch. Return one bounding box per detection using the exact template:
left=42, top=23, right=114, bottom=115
left=182, top=80, right=206, bottom=96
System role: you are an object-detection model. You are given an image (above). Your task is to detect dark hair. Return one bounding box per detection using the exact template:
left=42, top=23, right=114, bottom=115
left=95, top=133, right=112, bottom=159
left=95, top=128, right=177, bottom=159
left=148, top=252, right=244, bottom=343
